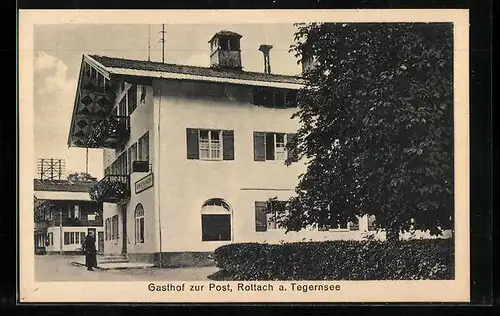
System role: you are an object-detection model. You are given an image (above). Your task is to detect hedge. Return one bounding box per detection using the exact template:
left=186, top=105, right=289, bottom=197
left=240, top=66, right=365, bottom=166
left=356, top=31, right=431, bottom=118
left=208, top=239, right=454, bottom=281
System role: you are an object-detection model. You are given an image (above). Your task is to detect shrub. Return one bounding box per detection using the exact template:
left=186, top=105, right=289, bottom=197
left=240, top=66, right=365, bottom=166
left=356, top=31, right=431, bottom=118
left=209, top=239, right=454, bottom=281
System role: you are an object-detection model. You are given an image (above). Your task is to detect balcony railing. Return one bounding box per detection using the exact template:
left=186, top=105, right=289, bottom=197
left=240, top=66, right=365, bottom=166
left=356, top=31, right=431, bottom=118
left=48, top=217, right=104, bottom=227
left=89, top=174, right=130, bottom=203
left=87, top=116, right=130, bottom=149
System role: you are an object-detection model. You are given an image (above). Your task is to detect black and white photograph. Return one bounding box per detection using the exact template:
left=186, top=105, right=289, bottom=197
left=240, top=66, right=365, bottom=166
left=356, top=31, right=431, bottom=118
left=19, top=10, right=470, bottom=303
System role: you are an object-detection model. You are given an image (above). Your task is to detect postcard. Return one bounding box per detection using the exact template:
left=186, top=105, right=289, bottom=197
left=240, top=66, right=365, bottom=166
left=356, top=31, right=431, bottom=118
left=18, top=9, right=469, bottom=303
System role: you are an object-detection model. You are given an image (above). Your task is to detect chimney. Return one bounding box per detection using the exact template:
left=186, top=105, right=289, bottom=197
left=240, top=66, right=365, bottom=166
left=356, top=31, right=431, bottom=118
left=258, top=44, right=273, bottom=74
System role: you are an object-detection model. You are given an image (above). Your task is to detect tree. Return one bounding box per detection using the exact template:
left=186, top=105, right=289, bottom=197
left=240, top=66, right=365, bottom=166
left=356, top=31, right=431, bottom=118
left=67, top=172, right=97, bottom=182
left=274, top=23, right=454, bottom=241
left=34, top=198, right=56, bottom=222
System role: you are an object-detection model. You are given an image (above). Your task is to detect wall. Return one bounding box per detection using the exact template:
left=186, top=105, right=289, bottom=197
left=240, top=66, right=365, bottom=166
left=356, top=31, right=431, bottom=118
left=153, top=79, right=373, bottom=253
left=102, top=80, right=157, bottom=256
left=46, top=226, right=104, bottom=253
left=102, top=202, right=122, bottom=254
left=126, top=171, right=157, bottom=256
left=103, top=83, right=155, bottom=168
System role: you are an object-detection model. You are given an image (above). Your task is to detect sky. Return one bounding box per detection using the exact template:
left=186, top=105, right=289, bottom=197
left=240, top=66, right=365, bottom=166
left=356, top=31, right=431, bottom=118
left=33, top=23, right=302, bottom=180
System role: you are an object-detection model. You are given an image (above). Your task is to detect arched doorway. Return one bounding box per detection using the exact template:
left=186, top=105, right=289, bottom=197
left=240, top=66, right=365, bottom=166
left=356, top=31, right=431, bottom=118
left=201, top=198, right=232, bottom=241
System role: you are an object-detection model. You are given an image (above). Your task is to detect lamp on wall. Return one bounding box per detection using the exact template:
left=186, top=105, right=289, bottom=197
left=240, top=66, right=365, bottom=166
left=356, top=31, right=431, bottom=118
left=132, top=161, right=150, bottom=173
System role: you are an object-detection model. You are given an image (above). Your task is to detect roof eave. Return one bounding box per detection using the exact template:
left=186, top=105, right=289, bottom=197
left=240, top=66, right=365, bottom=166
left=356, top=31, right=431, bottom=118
left=67, top=55, right=112, bottom=148
left=67, top=55, right=86, bottom=148
left=105, top=67, right=304, bottom=89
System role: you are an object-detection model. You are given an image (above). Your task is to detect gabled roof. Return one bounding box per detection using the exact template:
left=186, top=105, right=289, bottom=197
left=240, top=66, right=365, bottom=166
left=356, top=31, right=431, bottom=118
left=34, top=179, right=96, bottom=193
left=88, top=55, right=303, bottom=86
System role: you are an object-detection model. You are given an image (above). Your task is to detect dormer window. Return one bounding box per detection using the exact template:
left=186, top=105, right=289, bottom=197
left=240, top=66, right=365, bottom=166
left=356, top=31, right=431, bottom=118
left=253, top=88, right=298, bottom=109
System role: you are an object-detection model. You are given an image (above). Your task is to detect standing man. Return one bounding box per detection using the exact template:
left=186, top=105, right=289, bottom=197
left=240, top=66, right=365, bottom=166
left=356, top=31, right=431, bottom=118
left=82, top=231, right=97, bottom=271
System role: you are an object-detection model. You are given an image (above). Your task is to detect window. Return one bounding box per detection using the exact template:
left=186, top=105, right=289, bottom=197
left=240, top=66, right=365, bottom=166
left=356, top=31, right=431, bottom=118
left=131, top=142, right=138, bottom=171
left=127, top=147, right=132, bottom=174
left=318, top=207, right=348, bottom=231
left=126, top=143, right=137, bottom=175
left=47, top=232, right=53, bottom=246
left=254, top=201, right=286, bottom=232
left=368, top=215, right=376, bottom=231
left=63, top=232, right=83, bottom=245
left=110, top=215, right=119, bottom=240
left=128, top=84, right=138, bottom=115
left=349, top=217, right=360, bottom=231
left=113, top=152, right=127, bottom=175
left=186, top=128, right=234, bottom=161
left=119, top=98, right=126, bottom=116
left=253, top=88, right=297, bottom=109
left=67, top=205, right=80, bottom=219
left=229, top=38, right=240, bottom=51
left=201, top=198, right=231, bottom=241
left=105, top=218, right=111, bottom=240
left=219, top=37, right=229, bottom=50
left=138, top=132, right=149, bottom=162
left=199, top=130, right=222, bottom=160
left=135, top=204, right=145, bottom=244
left=254, top=132, right=298, bottom=162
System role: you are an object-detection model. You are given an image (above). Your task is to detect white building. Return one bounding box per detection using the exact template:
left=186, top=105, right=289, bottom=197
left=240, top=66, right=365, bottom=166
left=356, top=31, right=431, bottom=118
left=34, top=179, right=104, bottom=254
left=66, top=30, right=401, bottom=267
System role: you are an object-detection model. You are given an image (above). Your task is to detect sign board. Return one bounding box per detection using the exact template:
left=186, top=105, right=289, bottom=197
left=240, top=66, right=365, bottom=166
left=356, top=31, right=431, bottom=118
left=135, top=173, right=154, bottom=194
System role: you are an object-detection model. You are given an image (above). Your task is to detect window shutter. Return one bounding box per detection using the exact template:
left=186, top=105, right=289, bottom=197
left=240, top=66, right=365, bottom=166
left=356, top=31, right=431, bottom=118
left=186, top=128, right=199, bottom=159
left=255, top=202, right=268, bottom=232
left=222, top=130, right=234, bottom=160
left=253, top=132, right=266, bottom=161
left=286, top=133, right=299, bottom=162
left=64, top=232, right=69, bottom=245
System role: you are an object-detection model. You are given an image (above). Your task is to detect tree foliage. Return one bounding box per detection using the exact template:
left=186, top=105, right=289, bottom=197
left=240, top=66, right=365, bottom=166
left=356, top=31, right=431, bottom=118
left=276, top=23, right=453, bottom=241
left=67, top=172, right=97, bottom=182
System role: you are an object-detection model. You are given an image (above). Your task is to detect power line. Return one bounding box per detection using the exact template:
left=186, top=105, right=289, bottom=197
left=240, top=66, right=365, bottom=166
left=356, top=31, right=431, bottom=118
left=160, top=24, right=166, bottom=63
left=148, top=25, right=151, bottom=62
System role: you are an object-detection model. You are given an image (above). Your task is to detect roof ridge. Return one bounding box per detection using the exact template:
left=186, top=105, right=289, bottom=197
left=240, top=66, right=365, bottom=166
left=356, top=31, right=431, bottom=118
left=89, top=54, right=302, bottom=80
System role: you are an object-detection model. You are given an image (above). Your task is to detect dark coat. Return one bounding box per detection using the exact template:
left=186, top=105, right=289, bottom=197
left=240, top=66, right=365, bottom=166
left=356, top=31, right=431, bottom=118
left=82, top=234, right=97, bottom=268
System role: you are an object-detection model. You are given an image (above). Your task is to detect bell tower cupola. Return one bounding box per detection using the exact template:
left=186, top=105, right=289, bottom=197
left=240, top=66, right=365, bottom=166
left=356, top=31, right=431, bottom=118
left=209, top=30, right=243, bottom=70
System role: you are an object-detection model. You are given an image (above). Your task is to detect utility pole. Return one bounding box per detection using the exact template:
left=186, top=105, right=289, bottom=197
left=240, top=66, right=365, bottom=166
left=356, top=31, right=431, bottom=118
left=59, top=206, right=63, bottom=255
left=86, top=148, right=89, bottom=174
left=160, top=24, right=166, bottom=63
left=148, top=25, right=151, bottom=62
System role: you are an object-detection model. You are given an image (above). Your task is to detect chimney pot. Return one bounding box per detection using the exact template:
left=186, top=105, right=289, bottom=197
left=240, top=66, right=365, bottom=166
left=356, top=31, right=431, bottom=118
left=258, top=44, right=273, bottom=74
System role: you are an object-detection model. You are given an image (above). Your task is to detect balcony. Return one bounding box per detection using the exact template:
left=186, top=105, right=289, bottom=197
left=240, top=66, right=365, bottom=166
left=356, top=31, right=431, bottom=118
left=35, top=221, right=48, bottom=231
left=86, top=116, right=130, bottom=149
left=89, top=175, right=130, bottom=203
left=48, top=217, right=103, bottom=227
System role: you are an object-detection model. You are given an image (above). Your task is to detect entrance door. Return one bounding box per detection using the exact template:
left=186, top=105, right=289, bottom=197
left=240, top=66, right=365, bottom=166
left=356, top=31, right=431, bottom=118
left=97, top=232, right=104, bottom=254
left=121, top=204, right=127, bottom=254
